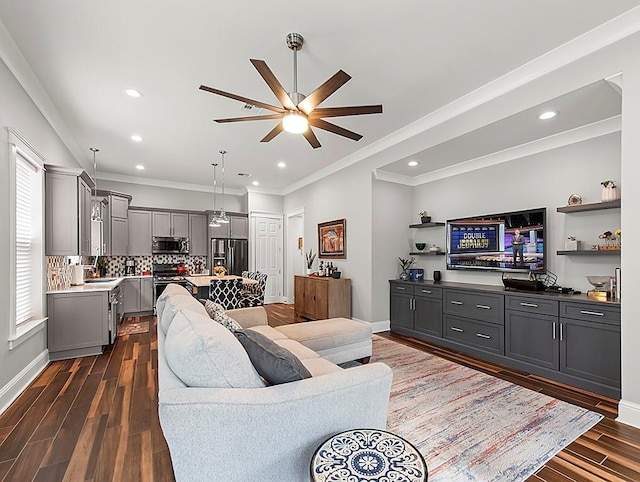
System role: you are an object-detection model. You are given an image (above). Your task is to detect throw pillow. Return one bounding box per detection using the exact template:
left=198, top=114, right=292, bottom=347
left=200, top=299, right=242, bottom=332
left=235, top=330, right=312, bottom=385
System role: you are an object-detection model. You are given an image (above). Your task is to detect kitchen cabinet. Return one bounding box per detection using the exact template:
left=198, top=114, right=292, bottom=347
left=45, top=165, right=95, bottom=256
left=128, top=209, right=153, bottom=255
left=189, top=213, right=208, bottom=256
left=294, top=275, right=351, bottom=320
left=111, top=217, right=128, bottom=256
left=206, top=213, right=249, bottom=239
left=389, top=283, right=442, bottom=337
left=153, top=211, right=189, bottom=237
left=94, top=190, right=131, bottom=256
left=47, top=291, right=109, bottom=360
left=123, top=277, right=154, bottom=315
left=230, top=215, right=249, bottom=239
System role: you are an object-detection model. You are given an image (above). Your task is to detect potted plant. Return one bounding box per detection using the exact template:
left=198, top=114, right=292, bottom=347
left=398, top=257, right=415, bottom=280
left=305, top=249, right=316, bottom=275
left=600, top=180, right=620, bottom=202
left=96, top=256, right=107, bottom=277
left=419, top=211, right=431, bottom=224
left=212, top=265, right=227, bottom=278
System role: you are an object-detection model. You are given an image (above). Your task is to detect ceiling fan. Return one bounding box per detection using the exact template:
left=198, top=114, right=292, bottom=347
left=199, top=33, right=383, bottom=149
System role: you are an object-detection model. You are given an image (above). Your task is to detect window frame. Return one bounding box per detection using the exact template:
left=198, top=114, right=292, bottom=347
left=7, top=128, right=47, bottom=350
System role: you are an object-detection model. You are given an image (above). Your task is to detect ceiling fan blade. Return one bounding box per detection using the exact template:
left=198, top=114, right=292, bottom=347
left=309, top=118, right=362, bottom=141
left=250, top=59, right=297, bottom=110
left=297, top=70, right=352, bottom=115
left=199, top=85, right=285, bottom=113
left=214, top=114, right=284, bottom=123
left=302, top=127, right=321, bottom=149
left=260, top=122, right=284, bottom=142
left=310, top=105, right=383, bottom=118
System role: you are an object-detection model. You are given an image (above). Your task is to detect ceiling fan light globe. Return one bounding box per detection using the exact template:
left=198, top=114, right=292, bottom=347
left=283, top=111, right=309, bottom=134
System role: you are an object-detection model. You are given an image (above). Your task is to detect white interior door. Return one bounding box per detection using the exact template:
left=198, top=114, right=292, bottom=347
left=252, top=215, right=283, bottom=304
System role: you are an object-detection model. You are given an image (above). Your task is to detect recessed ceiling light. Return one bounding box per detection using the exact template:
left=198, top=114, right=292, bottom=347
left=125, top=88, right=143, bottom=98
left=252, top=181, right=259, bottom=186
left=408, top=161, right=419, bottom=167
left=277, top=161, right=286, bottom=168
left=538, top=111, right=558, bottom=120
left=131, top=135, right=143, bottom=142
left=135, top=165, right=145, bottom=170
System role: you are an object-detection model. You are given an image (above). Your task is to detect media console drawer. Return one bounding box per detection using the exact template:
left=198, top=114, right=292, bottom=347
left=505, top=294, right=558, bottom=316
left=443, top=289, right=504, bottom=324
left=560, top=301, right=620, bottom=325
left=444, top=314, right=504, bottom=354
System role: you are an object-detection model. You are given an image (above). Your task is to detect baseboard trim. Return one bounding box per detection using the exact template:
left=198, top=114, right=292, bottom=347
left=0, top=349, right=49, bottom=416
left=617, top=399, right=640, bottom=429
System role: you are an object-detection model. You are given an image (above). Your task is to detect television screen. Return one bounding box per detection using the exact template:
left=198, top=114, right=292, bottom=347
left=446, top=207, right=546, bottom=272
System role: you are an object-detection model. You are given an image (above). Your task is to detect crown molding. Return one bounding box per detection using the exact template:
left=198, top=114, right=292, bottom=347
left=284, top=7, right=640, bottom=195
left=96, top=171, right=247, bottom=196
left=0, top=18, right=89, bottom=172
left=372, top=169, right=414, bottom=186
left=411, top=115, right=621, bottom=186
left=245, top=185, right=284, bottom=196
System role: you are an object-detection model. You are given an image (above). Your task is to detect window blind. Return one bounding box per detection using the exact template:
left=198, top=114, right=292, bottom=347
left=15, top=156, right=37, bottom=325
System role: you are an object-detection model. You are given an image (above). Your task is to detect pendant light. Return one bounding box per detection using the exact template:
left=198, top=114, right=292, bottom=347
left=90, top=148, right=102, bottom=222
left=209, top=162, right=221, bottom=227
left=217, top=150, right=229, bottom=224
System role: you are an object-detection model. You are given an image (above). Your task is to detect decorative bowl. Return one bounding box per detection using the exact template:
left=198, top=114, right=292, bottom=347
left=415, top=243, right=426, bottom=251
left=586, top=276, right=610, bottom=290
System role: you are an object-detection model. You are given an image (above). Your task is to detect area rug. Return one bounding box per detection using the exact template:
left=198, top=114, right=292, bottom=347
left=371, top=335, right=603, bottom=481
left=118, top=320, right=149, bottom=336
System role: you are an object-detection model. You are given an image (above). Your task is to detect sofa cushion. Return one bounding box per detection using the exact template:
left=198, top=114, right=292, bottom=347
left=247, top=325, right=289, bottom=342
left=156, top=283, right=191, bottom=320
left=275, top=318, right=372, bottom=352
left=235, top=329, right=312, bottom=385
left=165, top=311, right=265, bottom=388
left=301, top=357, right=344, bottom=377
left=200, top=299, right=242, bottom=332
left=160, top=294, right=207, bottom=335
left=273, top=339, right=320, bottom=361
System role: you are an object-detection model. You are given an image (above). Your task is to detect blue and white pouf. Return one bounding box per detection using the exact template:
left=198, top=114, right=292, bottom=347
left=311, top=429, right=428, bottom=482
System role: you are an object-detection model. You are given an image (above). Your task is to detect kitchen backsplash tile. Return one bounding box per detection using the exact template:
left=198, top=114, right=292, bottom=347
left=105, top=255, right=207, bottom=276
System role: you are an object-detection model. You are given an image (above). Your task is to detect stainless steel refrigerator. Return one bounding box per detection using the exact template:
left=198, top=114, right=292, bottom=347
left=211, top=238, right=248, bottom=276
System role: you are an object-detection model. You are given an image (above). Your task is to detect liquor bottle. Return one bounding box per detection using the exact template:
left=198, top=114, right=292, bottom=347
left=319, top=261, right=324, bottom=276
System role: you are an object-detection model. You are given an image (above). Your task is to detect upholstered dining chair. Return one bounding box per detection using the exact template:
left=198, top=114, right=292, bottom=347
left=242, top=271, right=268, bottom=307
left=209, top=278, right=243, bottom=310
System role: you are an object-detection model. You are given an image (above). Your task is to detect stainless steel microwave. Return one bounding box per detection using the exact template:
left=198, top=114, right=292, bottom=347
left=152, top=237, right=189, bottom=254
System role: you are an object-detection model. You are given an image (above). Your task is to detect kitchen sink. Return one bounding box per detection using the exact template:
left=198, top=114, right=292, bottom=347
left=84, top=278, right=118, bottom=283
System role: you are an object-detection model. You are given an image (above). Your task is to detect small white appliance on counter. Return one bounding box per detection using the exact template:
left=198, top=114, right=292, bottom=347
left=70, top=264, right=84, bottom=285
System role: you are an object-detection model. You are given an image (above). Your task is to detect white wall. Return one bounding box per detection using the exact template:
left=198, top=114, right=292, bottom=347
left=371, top=179, right=412, bottom=324
left=411, top=133, right=621, bottom=292
left=98, top=179, right=246, bottom=212
left=0, top=58, right=81, bottom=410
left=284, top=163, right=373, bottom=321
left=248, top=191, right=284, bottom=214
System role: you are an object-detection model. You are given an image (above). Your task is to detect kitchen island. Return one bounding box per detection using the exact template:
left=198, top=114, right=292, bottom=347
left=185, top=275, right=257, bottom=300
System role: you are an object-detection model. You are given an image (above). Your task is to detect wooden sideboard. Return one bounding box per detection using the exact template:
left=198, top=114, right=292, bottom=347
left=294, top=275, right=351, bottom=320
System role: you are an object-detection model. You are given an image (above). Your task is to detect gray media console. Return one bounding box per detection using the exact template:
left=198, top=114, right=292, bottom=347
left=389, top=280, right=621, bottom=399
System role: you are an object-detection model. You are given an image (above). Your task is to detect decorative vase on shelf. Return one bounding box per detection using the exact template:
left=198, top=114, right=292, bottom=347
left=399, top=270, right=410, bottom=281
left=601, top=181, right=619, bottom=202
left=420, top=216, right=431, bottom=224
left=306, top=268, right=314, bottom=275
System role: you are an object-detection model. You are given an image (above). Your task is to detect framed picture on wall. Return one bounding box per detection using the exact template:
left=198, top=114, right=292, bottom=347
left=318, top=218, right=346, bottom=259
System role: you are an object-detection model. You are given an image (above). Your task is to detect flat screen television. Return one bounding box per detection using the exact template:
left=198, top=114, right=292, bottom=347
left=446, top=207, right=546, bottom=272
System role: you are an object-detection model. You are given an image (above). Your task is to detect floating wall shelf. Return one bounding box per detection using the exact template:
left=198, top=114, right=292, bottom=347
left=409, top=222, right=445, bottom=228
left=409, top=251, right=445, bottom=256
left=557, top=250, right=620, bottom=256
left=557, top=199, right=620, bottom=213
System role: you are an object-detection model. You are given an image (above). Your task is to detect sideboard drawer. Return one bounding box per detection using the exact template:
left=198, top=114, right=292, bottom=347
left=505, top=294, right=558, bottom=316
left=414, top=286, right=442, bottom=299
left=443, top=289, right=504, bottom=324
left=390, top=283, right=414, bottom=295
left=444, top=314, right=504, bottom=355
left=560, top=301, right=620, bottom=325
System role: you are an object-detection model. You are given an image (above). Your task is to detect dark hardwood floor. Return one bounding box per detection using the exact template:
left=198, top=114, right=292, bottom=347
left=0, top=304, right=638, bottom=481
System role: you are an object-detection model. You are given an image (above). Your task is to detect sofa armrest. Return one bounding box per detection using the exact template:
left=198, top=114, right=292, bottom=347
left=225, top=306, right=268, bottom=328
left=159, top=362, right=393, bottom=482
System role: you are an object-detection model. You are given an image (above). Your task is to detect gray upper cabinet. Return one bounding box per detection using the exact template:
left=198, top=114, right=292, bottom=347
left=128, top=210, right=152, bottom=255
left=111, top=195, right=129, bottom=219
left=208, top=219, right=229, bottom=239
left=153, top=211, right=189, bottom=237
left=230, top=215, right=249, bottom=239
left=189, top=214, right=207, bottom=256
left=45, top=165, right=95, bottom=256
left=172, top=213, right=189, bottom=237
left=111, top=217, right=129, bottom=255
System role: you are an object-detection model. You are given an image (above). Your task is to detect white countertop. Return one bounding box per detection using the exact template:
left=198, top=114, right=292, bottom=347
left=47, top=277, right=124, bottom=294
left=185, top=275, right=257, bottom=287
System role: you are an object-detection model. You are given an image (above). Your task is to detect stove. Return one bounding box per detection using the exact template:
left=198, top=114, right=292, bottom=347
left=153, top=263, right=190, bottom=299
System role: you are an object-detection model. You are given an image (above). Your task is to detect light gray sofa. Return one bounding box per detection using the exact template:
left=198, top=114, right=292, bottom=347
left=156, top=284, right=393, bottom=482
